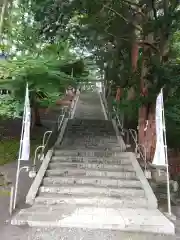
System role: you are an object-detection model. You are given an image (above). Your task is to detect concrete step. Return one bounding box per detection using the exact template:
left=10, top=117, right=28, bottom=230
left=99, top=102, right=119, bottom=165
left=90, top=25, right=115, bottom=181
left=65, top=128, right=115, bottom=132
left=60, top=141, right=120, bottom=146
left=39, top=184, right=145, bottom=197
left=8, top=227, right=175, bottom=240
left=11, top=207, right=175, bottom=235
left=35, top=192, right=148, bottom=208
left=46, top=168, right=137, bottom=179
left=51, top=156, right=131, bottom=165
left=62, top=138, right=118, bottom=143
left=43, top=176, right=142, bottom=188
left=53, top=149, right=130, bottom=157
left=60, top=144, right=122, bottom=149
left=48, top=161, right=134, bottom=171
left=58, top=146, right=123, bottom=152
left=66, top=128, right=114, bottom=131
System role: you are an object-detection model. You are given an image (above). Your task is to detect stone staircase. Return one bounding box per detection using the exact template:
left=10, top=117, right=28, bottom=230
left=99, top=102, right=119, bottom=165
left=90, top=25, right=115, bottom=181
left=74, top=92, right=105, bottom=119
left=11, top=92, right=175, bottom=239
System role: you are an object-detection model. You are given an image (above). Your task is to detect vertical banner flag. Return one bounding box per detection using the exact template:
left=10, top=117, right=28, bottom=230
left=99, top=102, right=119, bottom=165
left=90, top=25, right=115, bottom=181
left=19, top=83, right=31, bottom=161
left=152, top=89, right=166, bottom=166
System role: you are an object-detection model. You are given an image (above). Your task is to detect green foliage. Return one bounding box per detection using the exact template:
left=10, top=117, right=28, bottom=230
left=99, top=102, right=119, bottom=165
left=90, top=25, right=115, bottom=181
left=38, top=92, right=60, bottom=108
left=0, top=95, right=23, bottom=118
left=0, top=40, right=87, bottom=117
left=3, top=0, right=180, bottom=150
left=0, top=138, right=20, bottom=165
left=0, top=133, right=43, bottom=165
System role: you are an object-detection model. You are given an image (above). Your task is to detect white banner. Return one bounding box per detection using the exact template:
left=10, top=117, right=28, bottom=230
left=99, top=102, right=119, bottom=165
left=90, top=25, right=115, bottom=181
left=152, top=89, right=166, bottom=166
left=19, top=83, right=31, bottom=161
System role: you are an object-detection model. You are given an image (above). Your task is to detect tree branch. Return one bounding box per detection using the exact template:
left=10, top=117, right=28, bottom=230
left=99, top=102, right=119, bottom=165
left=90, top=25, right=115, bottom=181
left=138, top=40, right=160, bottom=52
left=104, top=5, right=128, bottom=23
left=104, top=5, right=143, bottom=32
left=151, top=0, right=158, bottom=20
left=123, top=0, right=141, bottom=8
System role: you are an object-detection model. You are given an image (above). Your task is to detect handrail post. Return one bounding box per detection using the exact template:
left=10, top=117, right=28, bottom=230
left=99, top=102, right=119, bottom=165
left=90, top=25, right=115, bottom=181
left=9, top=185, right=14, bottom=215
left=42, top=131, right=52, bottom=146
left=42, top=131, right=52, bottom=157
left=33, top=145, right=44, bottom=167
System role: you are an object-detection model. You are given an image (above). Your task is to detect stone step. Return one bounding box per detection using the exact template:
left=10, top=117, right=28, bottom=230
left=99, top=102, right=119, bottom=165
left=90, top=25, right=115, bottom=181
left=43, top=176, right=142, bottom=188
left=61, top=141, right=119, bottom=147
left=11, top=207, right=175, bottom=235
left=53, top=149, right=130, bottom=157
left=65, top=131, right=115, bottom=136
left=8, top=227, right=175, bottom=240
left=66, top=127, right=114, bottom=131
left=35, top=192, right=148, bottom=208
left=58, top=146, right=123, bottom=152
left=62, top=133, right=117, bottom=138
left=68, top=137, right=118, bottom=142
left=66, top=127, right=115, bottom=131
left=46, top=168, right=137, bottom=179
left=67, top=119, right=112, bottom=124
left=39, top=184, right=145, bottom=197
left=48, top=162, right=134, bottom=171
left=65, top=131, right=115, bottom=135
left=66, top=122, right=113, bottom=125
left=59, top=141, right=120, bottom=146
left=51, top=156, right=131, bottom=165
left=62, top=137, right=118, bottom=142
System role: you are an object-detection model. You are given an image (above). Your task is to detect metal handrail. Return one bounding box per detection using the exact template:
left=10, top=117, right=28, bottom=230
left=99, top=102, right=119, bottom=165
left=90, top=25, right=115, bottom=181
left=33, top=145, right=44, bottom=168
left=41, top=131, right=52, bottom=157
left=100, top=92, right=109, bottom=118
left=112, top=106, right=147, bottom=170
left=137, top=143, right=147, bottom=172
left=122, top=129, right=130, bottom=145
left=113, top=106, right=124, bottom=132
left=129, top=129, right=138, bottom=143
left=31, top=109, right=66, bottom=174
left=30, top=94, right=78, bottom=176
left=99, top=92, right=148, bottom=176
left=58, top=111, right=65, bottom=130
left=42, top=131, right=52, bottom=146
left=128, top=128, right=147, bottom=171
left=12, top=92, right=78, bottom=211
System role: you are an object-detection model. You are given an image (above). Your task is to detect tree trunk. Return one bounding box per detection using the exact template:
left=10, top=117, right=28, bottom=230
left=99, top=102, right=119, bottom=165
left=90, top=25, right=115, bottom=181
left=30, top=92, right=42, bottom=128
left=31, top=105, right=42, bottom=128
left=138, top=4, right=156, bottom=162
left=33, top=105, right=42, bottom=126
left=131, top=42, right=139, bottom=71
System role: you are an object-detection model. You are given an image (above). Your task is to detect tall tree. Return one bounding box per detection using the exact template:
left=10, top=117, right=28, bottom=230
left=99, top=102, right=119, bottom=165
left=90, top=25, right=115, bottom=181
left=27, top=0, right=180, bottom=155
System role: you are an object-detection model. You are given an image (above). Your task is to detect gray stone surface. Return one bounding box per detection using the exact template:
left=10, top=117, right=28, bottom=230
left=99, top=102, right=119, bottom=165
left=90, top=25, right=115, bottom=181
left=43, top=176, right=142, bottom=188
left=51, top=155, right=131, bottom=164
left=46, top=168, right=137, bottom=179
left=34, top=193, right=149, bottom=208
left=74, top=92, right=105, bottom=119
left=10, top=91, right=175, bottom=237
left=0, top=226, right=176, bottom=240
left=11, top=206, right=174, bottom=235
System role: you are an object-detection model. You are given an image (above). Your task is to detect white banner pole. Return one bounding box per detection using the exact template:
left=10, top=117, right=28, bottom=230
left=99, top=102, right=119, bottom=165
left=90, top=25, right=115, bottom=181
left=13, top=83, right=30, bottom=209
left=152, top=88, right=171, bottom=216
left=161, top=89, right=171, bottom=216
left=13, top=97, right=26, bottom=209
